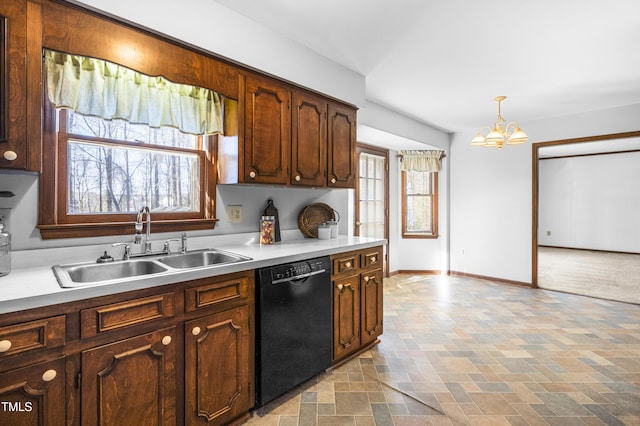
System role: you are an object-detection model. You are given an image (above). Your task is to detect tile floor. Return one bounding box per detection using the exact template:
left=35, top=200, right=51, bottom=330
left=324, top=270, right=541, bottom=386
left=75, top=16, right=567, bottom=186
left=246, top=274, right=640, bottom=425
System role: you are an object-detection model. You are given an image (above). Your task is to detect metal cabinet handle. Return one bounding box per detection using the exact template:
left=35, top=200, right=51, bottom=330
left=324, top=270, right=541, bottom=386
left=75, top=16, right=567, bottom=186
left=162, top=336, right=172, bottom=346
left=0, top=340, right=12, bottom=353
left=249, top=171, right=256, bottom=179
left=330, top=178, right=336, bottom=184
left=295, top=175, right=301, bottom=181
left=337, top=283, right=343, bottom=290
left=192, top=327, right=201, bottom=336
left=363, top=276, right=370, bottom=282
left=42, top=369, right=57, bottom=382
left=345, top=261, right=352, bottom=268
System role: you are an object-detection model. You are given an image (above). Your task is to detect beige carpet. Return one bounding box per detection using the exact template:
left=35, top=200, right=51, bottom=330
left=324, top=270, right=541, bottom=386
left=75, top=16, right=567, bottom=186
left=538, top=246, right=640, bottom=304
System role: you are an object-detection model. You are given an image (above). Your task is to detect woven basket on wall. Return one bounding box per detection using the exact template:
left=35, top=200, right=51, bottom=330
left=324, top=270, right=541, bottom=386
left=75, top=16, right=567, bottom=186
left=297, top=203, right=336, bottom=238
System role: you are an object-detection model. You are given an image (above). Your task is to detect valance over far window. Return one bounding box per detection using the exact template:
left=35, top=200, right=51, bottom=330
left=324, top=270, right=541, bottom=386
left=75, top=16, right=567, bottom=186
left=399, top=150, right=444, bottom=172
left=44, top=49, right=224, bottom=135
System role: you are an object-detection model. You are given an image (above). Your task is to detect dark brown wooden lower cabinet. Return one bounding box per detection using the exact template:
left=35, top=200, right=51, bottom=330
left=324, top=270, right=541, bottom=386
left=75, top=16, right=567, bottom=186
left=184, top=306, right=251, bottom=426
left=331, top=246, right=384, bottom=363
left=360, top=269, right=384, bottom=347
left=0, top=357, right=66, bottom=426
left=81, top=327, right=176, bottom=426
left=333, top=274, right=361, bottom=360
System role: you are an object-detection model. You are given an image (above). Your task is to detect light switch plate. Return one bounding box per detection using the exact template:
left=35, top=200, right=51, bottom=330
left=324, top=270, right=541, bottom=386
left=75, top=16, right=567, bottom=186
left=227, top=205, right=242, bottom=223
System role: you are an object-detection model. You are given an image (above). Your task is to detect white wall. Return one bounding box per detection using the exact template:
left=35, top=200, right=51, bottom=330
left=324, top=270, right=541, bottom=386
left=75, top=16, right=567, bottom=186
left=450, top=103, right=640, bottom=284
left=358, top=102, right=451, bottom=274
left=386, top=149, right=450, bottom=273
left=358, top=102, right=449, bottom=151
left=215, top=185, right=351, bottom=237
left=538, top=152, right=640, bottom=253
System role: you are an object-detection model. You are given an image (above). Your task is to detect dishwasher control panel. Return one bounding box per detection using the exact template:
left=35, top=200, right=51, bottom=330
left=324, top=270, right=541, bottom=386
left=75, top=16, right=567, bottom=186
left=269, top=258, right=329, bottom=283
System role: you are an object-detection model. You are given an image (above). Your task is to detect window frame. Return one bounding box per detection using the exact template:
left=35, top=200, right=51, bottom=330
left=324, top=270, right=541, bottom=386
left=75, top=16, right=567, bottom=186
left=401, top=170, right=438, bottom=239
left=38, top=102, right=218, bottom=240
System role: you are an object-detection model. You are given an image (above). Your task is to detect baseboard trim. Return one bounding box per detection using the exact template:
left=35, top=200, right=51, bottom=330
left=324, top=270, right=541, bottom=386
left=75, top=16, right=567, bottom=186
left=448, top=271, right=532, bottom=288
left=539, top=245, right=640, bottom=256
left=389, top=270, right=441, bottom=276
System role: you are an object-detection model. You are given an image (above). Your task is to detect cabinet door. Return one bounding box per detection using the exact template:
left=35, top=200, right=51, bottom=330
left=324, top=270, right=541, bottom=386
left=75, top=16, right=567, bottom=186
left=291, top=91, right=327, bottom=186
left=244, top=75, right=290, bottom=184
left=360, top=269, right=384, bottom=346
left=327, top=103, right=356, bottom=188
left=81, top=327, right=176, bottom=426
left=185, top=306, right=251, bottom=426
left=0, top=0, right=28, bottom=169
left=0, top=357, right=65, bottom=426
left=333, top=275, right=360, bottom=360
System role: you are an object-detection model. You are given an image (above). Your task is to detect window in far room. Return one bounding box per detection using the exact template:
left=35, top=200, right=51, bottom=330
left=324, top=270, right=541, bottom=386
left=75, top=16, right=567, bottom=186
left=401, top=170, right=438, bottom=238
left=399, top=149, right=443, bottom=239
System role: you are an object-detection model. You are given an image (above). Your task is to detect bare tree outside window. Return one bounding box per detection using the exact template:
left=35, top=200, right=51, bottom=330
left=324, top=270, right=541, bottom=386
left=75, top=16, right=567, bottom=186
left=64, top=109, right=200, bottom=215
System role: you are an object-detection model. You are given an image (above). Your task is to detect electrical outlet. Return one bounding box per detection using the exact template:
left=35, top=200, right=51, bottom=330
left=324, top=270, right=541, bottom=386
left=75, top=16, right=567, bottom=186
left=227, top=205, right=242, bottom=223
left=546, top=230, right=551, bottom=236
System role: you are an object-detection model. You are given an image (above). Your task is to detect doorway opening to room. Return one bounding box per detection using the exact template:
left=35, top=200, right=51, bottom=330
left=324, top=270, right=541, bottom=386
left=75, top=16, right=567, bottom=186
left=355, top=144, right=389, bottom=277
left=532, top=131, right=640, bottom=304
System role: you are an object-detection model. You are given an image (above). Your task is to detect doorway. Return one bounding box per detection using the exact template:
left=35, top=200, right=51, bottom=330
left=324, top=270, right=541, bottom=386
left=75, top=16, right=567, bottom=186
left=532, top=131, right=640, bottom=303
left=355, top=144, right=389, bottom=276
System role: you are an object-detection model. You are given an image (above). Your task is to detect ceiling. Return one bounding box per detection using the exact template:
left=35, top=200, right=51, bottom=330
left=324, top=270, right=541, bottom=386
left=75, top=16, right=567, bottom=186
left=211, top=0, right=640, bottom=136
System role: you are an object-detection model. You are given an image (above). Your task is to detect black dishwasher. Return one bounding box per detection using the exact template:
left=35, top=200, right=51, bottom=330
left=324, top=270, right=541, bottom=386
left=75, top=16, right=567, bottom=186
left=255, top=256, right=332, bottom=407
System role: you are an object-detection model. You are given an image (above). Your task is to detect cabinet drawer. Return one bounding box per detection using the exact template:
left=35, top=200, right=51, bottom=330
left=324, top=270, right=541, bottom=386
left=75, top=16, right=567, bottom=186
left=185, top=276, right=250, bottom=312
left=360, top=248, right=383, bottom=271
left=81, top=293, right=175, bottom=338
left=332, top=253, right=359, bottom=276
left=0, top=315, right=66, bottom=357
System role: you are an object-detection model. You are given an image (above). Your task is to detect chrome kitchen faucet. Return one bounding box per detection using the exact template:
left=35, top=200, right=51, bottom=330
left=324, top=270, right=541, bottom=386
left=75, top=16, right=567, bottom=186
left=135, top=206, right=152, bottom=254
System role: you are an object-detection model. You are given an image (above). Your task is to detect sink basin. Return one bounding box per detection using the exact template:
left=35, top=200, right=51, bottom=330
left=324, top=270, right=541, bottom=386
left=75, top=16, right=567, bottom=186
left=157, top=249, right=251, bottom=269
left=53, top=260, right=169, bottom=288
left=52, top=249, right=251, bottom=288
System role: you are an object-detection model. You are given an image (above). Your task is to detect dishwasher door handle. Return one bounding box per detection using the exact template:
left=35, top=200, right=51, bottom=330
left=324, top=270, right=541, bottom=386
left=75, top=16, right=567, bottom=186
left=271, top=268, right=327, bottom=284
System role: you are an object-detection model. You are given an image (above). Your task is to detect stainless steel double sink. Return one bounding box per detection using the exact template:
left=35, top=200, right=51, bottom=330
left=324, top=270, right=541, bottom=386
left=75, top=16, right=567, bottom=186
left=52, top=249, right=252, bottom=288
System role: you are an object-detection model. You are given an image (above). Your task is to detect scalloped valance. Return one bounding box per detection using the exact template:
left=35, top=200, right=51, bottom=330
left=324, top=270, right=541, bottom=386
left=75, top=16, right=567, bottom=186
left=399, top=150, right=444, bottom=172
left=44, top=49, right=224, bottom=135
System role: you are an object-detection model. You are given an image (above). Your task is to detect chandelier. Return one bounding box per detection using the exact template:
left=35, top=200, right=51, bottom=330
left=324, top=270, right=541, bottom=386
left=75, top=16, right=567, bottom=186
left=471, top=96, right=528, bottom=149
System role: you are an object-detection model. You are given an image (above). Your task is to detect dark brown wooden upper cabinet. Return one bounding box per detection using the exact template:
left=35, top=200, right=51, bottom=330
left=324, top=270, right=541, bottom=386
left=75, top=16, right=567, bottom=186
left=328, top=103, right=357, bottom=188
left=291, top=91, right=327, bottom=187
left=0, top=0, right=28, bottom=170
left=243, top=74, right=291, bottom=185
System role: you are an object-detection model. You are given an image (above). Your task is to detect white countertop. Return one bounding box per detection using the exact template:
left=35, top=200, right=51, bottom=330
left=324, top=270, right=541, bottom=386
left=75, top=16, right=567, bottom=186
left=0, top=235, right=386, bottom=314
